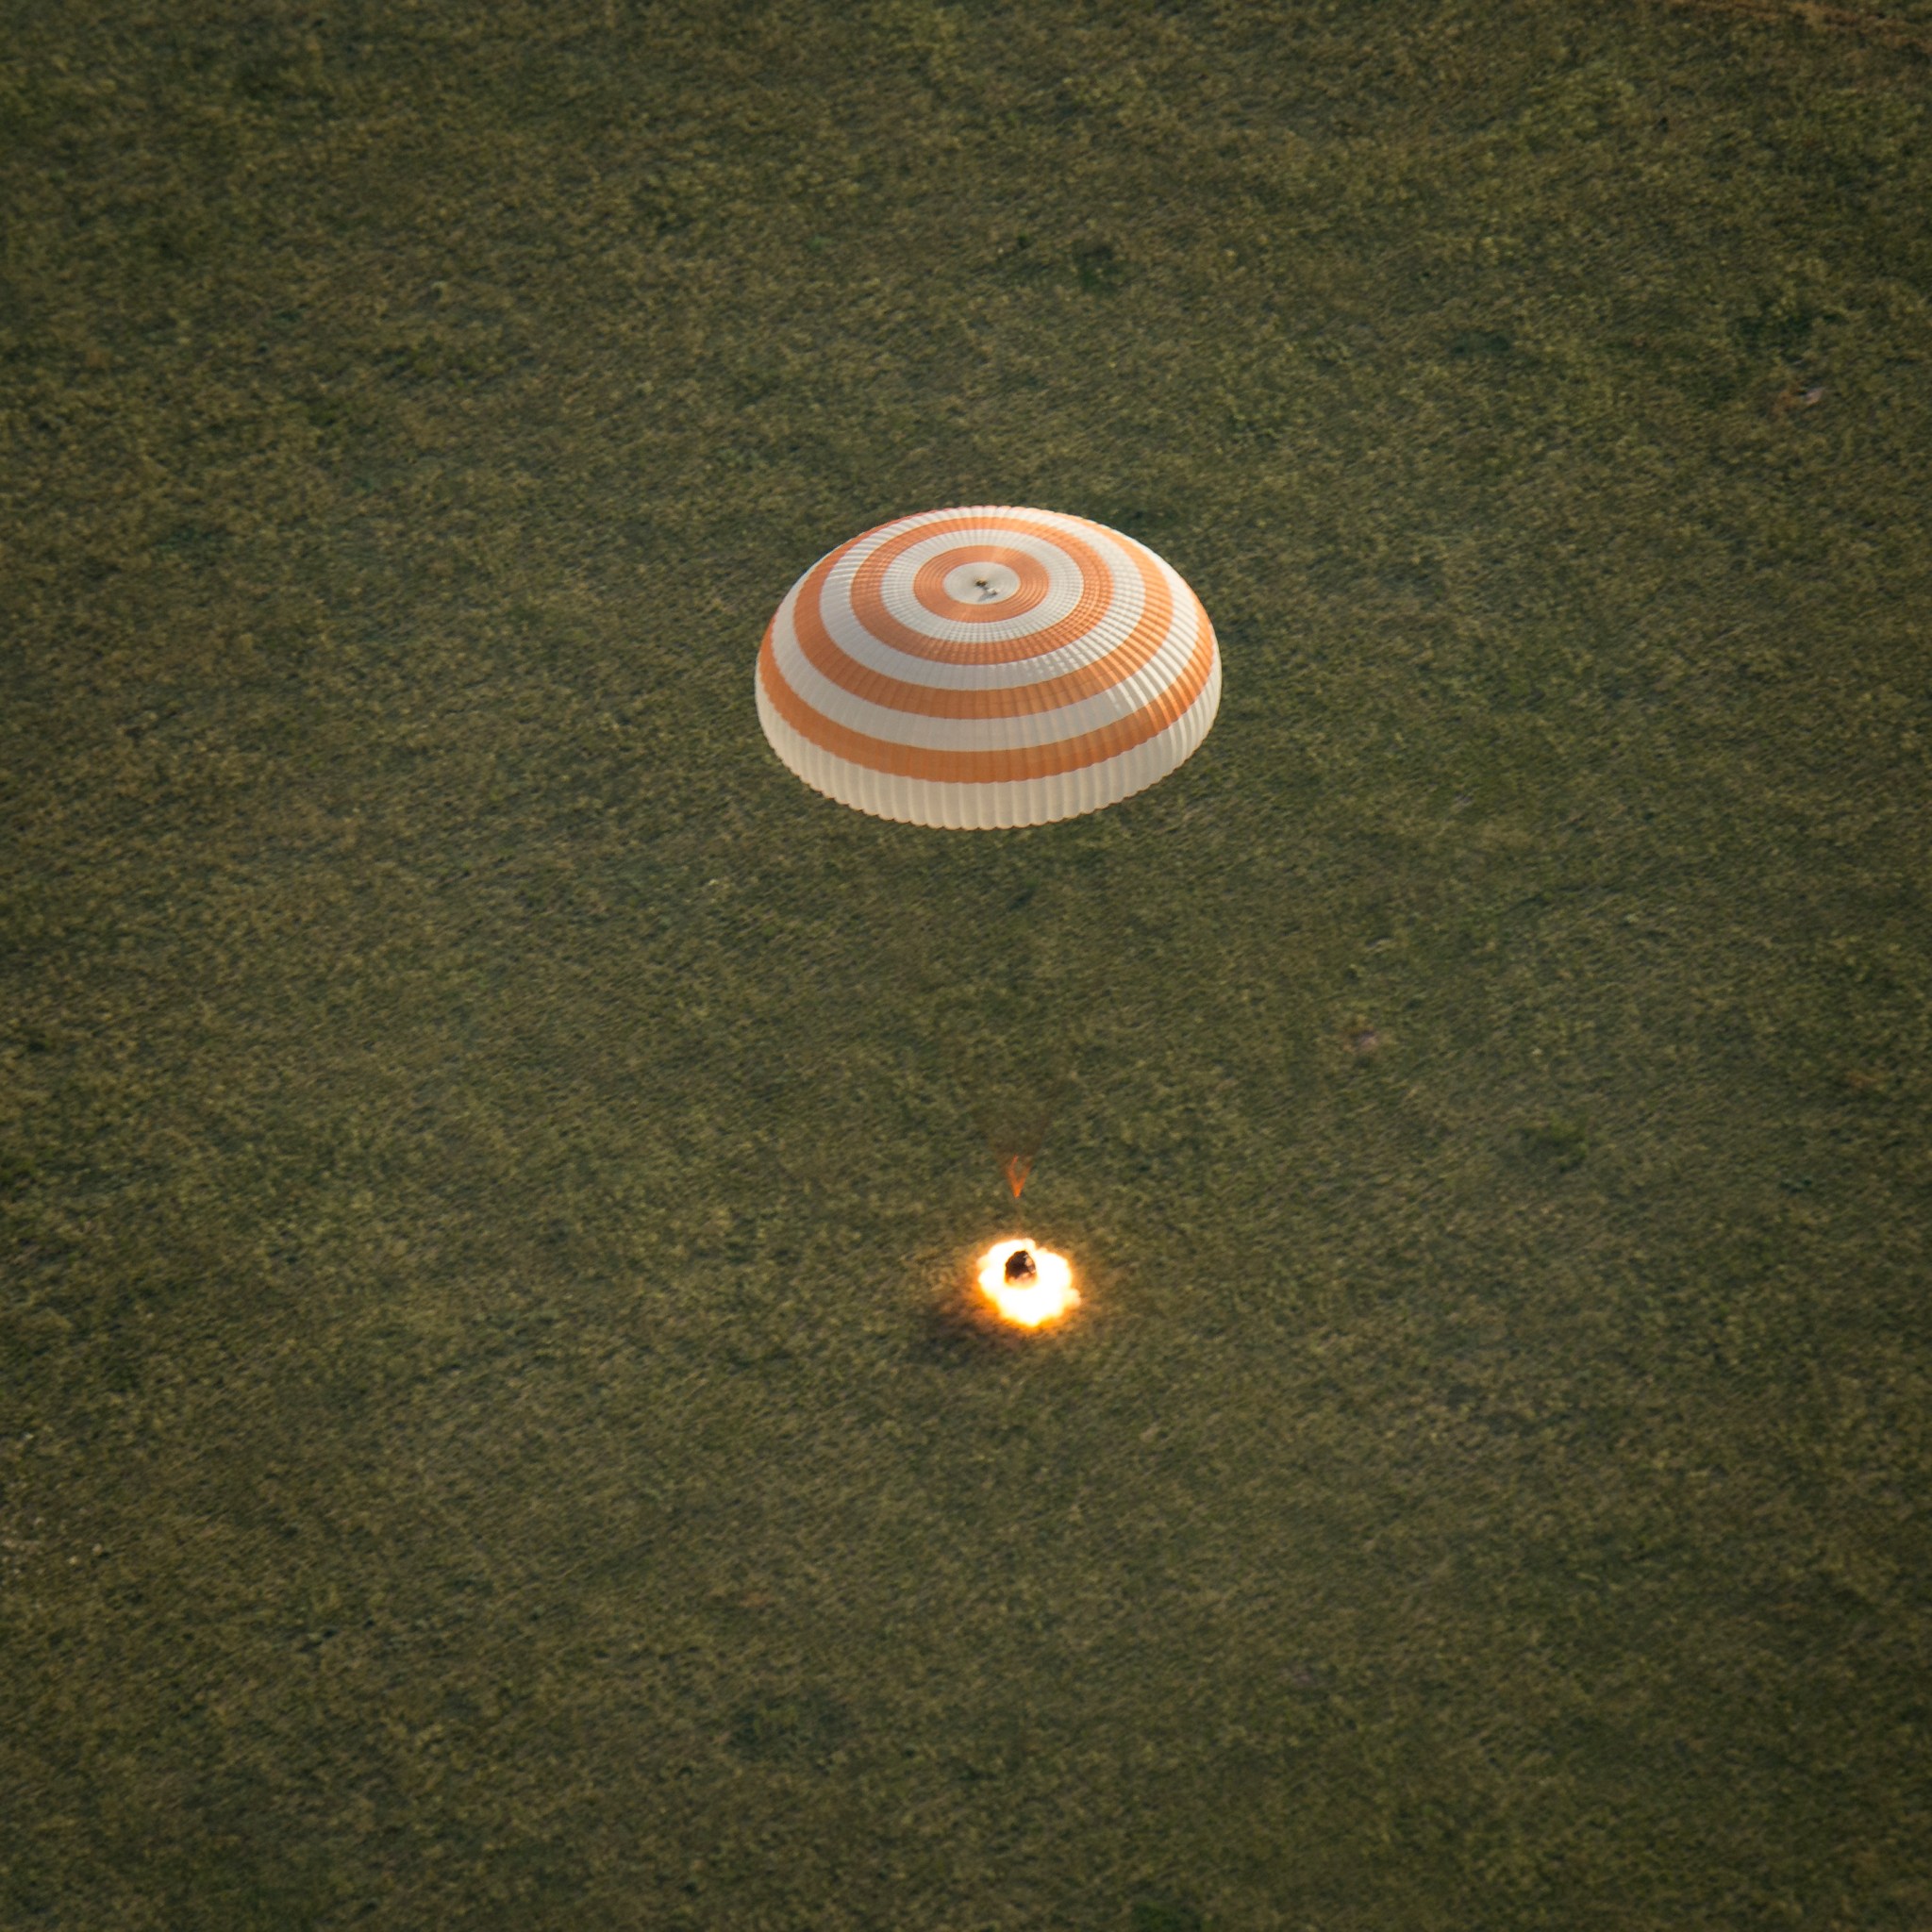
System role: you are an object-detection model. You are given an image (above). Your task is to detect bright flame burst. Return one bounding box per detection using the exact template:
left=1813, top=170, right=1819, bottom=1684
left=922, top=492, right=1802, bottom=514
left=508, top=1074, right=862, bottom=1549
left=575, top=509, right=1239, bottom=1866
left=976, top=1238, right=1078, bottom=1330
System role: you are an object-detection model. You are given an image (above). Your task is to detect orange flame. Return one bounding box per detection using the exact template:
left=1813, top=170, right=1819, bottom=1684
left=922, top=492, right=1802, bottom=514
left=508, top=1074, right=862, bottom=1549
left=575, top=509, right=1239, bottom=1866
left=975, top=1238, right=1078, bottom=1329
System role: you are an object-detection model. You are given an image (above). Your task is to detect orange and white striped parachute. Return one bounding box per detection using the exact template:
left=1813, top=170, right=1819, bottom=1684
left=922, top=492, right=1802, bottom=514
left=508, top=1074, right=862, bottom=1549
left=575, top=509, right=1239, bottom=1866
left=756, top=506, right=1221, bottom=829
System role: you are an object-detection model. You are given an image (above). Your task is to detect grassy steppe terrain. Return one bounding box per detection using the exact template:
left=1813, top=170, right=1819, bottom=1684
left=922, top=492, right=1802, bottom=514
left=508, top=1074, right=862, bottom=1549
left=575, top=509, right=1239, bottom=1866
left=4, top=1, right=1929, bottom=1925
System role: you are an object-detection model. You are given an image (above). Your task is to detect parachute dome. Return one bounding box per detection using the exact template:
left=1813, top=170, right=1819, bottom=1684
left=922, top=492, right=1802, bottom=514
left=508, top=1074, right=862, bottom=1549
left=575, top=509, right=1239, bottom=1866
left=756, top=506, right=1222, bottom=830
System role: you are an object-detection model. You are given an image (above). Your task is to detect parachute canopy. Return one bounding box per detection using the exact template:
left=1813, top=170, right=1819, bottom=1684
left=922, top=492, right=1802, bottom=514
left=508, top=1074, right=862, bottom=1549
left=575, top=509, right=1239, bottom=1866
left=756, top=506, right=1221, bottom=829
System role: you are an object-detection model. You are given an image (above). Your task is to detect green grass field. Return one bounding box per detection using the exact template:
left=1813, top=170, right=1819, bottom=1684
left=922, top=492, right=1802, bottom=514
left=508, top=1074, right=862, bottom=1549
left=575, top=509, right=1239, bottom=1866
left=4, top=2, right=1930, bottom=1924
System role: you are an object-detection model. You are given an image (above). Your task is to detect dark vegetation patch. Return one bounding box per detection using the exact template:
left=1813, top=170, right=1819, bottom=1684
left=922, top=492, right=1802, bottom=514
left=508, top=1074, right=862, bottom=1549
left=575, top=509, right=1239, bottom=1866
left=1515, top=1115, right=1592, bottom=1171
left=727, top=1685, right=856, bottom=1768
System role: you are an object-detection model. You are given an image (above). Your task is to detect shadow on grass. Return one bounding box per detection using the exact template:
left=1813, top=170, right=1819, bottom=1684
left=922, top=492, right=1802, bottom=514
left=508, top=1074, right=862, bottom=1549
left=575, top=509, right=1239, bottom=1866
left=907, top=1288, right=1053, bottom=1369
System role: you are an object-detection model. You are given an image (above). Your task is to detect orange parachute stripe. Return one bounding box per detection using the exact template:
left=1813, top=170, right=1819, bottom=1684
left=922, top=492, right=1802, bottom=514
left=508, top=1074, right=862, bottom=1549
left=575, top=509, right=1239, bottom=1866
left=753, top=506, right=1222, bottom=824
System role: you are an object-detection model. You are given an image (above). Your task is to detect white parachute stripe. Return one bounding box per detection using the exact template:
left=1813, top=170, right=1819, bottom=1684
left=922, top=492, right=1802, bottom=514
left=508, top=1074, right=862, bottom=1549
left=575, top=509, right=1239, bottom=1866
left=1106, top=552, right=1207, bottom=724
left=768, top=590, right=1201, bottom=753
left=757, top=664, right=1221, bottom=830
left=860, top=528, right=1092, bottom=643
left=854, top=520, right=1145, bottom=644
left=811, top=552, right=1150, bottom=692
